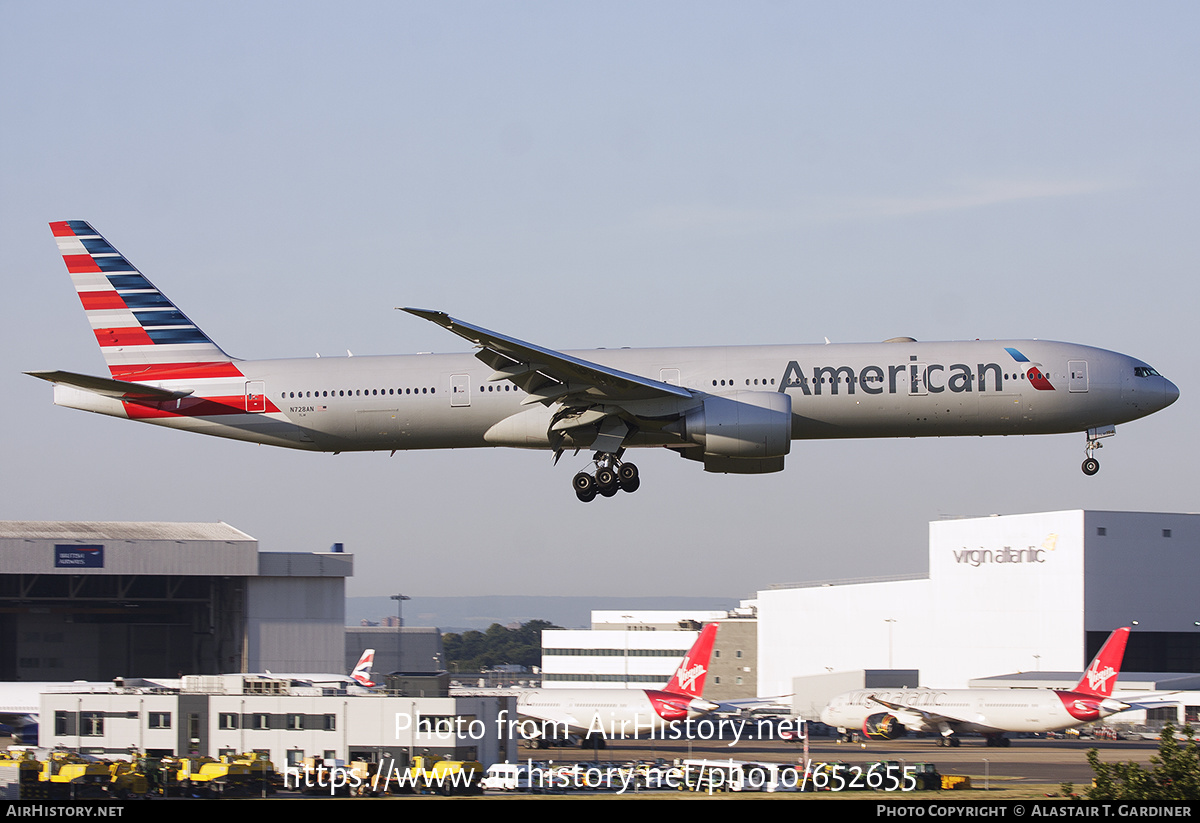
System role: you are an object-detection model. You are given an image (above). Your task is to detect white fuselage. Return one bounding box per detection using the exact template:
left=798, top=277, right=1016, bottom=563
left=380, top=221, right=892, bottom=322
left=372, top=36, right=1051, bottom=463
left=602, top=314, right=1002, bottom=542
left=820, top=687, right=1127, bottom=736
left=517, top=688, right=698, bottom=737
left=52, top=339, right=1179, bottom=456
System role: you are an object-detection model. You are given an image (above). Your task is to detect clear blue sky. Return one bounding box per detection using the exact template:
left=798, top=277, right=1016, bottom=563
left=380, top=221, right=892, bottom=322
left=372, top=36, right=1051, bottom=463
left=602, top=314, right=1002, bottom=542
left=2, top=2, right=1196, bottom=597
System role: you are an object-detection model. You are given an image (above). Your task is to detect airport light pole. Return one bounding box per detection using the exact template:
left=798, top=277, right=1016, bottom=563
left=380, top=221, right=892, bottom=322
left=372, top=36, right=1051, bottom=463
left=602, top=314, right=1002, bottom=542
left=391, top=594, right=411, bottom=674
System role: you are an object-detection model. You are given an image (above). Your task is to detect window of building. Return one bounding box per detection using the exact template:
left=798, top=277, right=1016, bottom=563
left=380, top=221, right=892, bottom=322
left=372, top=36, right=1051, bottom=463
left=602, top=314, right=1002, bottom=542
left=287, top=714, right=304, bottom=731
left=55, top=711, right=76, bottom=737
left=219, top=713, right=239, bottom=730
left=1163, top=529, right=1172, bottom=538
left=148, top=712, right=171, bottom=729
left=253, top=713, right=270, bottom=731
left=81, top=712, right=104, bottom=736
left=323, top=714, right=336, bottom=731
left=1097, top=527, right=1106, bottom=536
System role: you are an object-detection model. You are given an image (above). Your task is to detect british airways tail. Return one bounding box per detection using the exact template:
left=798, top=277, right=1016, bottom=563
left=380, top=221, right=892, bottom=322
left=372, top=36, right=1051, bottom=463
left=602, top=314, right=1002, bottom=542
left=351, top=648, right=377, bottom=688
left=662, top=622, right=719, bottom=699
left=47, top=221, right=236, bottom=381
left=1072, top=627, right=1131, bottom=698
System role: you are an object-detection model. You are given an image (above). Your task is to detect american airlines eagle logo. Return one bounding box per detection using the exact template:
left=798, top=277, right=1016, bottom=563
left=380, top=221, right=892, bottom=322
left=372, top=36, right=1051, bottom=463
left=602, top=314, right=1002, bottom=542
left=675, top=656, right=706, bottom=692
left=1005, top=347, right=1056, bottom=391
left=1086, top=661, right=1116, bottom=693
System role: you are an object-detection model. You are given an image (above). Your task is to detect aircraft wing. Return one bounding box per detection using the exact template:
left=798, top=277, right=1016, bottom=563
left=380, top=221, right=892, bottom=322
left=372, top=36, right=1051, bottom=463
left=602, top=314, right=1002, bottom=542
left=869, top=696, right=981, bottom=730
left=402, top=308, right=696, bottom=454
left=402, top=309, right=692, bottom=403
left=25, top=370, right=194, bottom=401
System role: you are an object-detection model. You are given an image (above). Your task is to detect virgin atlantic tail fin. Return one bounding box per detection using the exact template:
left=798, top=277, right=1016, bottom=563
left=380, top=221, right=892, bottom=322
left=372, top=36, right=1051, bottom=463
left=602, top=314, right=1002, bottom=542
left=663, top=622, right=719, bottom=699
left=1073, top=627, right=1131, bottom=698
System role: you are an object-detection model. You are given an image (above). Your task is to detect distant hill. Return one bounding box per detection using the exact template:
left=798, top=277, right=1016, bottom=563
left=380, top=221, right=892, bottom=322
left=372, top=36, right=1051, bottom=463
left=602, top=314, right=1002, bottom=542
left=347, top=595, right=739, bottom=632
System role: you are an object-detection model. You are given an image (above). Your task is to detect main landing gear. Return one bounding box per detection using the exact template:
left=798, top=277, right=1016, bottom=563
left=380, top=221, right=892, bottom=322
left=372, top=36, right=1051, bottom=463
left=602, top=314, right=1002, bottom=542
left=573, top=452, right=640, bottom=502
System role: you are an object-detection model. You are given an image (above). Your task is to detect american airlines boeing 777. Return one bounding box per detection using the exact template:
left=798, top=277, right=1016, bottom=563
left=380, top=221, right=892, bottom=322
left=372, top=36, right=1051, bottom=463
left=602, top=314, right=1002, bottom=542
left=29, top=222, right=1179, bottom=500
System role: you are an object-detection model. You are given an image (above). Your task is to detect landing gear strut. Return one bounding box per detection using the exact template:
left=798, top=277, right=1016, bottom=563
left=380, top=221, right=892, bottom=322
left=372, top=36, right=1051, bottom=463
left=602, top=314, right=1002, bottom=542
left=574, top=452, right=640, bottom=502
left=1082, top=425, right=1114, bottom=476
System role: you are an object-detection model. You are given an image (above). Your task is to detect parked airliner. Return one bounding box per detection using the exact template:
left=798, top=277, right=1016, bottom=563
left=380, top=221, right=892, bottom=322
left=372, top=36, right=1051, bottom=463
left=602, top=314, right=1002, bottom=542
left=517, top=622, right=720, bottom=744
left=29, top=222, right=1179, bottom=500
left=820, top=627, right=1134, bottom=747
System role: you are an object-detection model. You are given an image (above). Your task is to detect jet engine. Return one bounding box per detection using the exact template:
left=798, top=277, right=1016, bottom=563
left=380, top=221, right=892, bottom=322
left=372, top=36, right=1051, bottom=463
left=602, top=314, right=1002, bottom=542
left=862, top=713, right=908, bottom=740
left=673, top=391, right=792, bottom=472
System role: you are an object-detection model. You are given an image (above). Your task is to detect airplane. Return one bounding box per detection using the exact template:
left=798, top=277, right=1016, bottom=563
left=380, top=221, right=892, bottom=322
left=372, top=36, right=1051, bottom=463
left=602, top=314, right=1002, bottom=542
left=516, top=622, right=721, bottom=746
left=819, top=627, right=1138, bottom=747
left=257, top=648, right=378, bottom=693
left=29, top=221, right=1179, bottom=501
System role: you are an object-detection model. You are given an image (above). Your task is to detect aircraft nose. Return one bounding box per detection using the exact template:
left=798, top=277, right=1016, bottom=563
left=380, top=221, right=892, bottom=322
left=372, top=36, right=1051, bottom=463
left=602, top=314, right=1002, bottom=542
left=1162, top=377, right=1180, bottom=410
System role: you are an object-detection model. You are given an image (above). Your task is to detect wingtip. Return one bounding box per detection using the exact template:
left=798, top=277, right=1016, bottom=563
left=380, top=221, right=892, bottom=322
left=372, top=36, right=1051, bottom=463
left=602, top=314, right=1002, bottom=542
left=400, top=307, right=452, bottom=325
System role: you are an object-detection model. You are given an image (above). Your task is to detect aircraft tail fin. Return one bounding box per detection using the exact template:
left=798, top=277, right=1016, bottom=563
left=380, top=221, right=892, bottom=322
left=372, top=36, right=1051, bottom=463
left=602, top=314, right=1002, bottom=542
left=49, top=221, right=237, bottom=381
left=1073, top=627, right=1131, bottom=698
left=663, top=622, right=719, bottom=699
left=351, top=648, right=376, bottom=688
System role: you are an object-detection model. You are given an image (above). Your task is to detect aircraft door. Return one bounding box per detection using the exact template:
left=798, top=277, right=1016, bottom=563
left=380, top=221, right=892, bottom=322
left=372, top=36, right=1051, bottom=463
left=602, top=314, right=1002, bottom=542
left=909, top=364, right=928, bottom=396
left=1068, top=360, right=1089, bottom=392
left=245, top=381, right=267, bottom=413
left=451, top=373, right=471, bottom=407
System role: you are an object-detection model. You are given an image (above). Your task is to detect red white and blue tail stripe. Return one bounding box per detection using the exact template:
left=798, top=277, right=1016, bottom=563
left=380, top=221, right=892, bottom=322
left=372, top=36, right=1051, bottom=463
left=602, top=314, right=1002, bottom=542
left=49, top=220, right=239, bottom=381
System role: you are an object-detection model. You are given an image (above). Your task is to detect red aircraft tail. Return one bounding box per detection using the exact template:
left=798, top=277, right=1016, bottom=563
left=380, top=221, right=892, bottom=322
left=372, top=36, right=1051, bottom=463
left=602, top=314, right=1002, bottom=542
left=663, top=622, right=719, bottom=699
left=1073, top=627, right=1131, bottom=698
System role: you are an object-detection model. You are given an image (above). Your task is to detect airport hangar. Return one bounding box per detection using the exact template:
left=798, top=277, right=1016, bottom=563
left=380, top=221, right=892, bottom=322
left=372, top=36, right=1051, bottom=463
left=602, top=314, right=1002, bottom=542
left=0, top=521, right=351, bottom=680
left=755, top=510, right=1200, bottom=722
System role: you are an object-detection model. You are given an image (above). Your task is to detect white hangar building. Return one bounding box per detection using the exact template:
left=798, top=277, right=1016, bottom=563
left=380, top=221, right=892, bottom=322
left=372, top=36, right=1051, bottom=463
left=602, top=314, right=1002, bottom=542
left=757, top=510, right=1200, bottom=714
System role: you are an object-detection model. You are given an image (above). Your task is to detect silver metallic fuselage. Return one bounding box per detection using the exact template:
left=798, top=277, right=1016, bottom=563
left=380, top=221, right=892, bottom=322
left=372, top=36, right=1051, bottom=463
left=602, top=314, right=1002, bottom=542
left=53, top=338, right=1177, bottom=454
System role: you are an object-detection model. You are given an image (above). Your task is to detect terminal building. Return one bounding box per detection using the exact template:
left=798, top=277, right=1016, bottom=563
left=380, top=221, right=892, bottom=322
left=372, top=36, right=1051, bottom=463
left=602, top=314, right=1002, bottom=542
left=756, top=510, right=1200, bottom=722
left=38, top=674, right=517, bottom=767
left=539, top=609, right=759, bottom=701
left=534, top=510, right=1200, bottom=728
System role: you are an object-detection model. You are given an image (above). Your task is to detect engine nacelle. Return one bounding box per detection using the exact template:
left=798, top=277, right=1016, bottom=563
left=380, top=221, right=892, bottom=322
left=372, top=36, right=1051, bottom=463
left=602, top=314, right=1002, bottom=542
left=862, top=712, right=908, bottom=740
left=680, top=391, right=792, bottom=461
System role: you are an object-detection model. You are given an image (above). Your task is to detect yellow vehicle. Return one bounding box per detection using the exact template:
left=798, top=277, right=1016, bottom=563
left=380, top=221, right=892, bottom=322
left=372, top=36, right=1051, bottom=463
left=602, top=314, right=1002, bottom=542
left=0, top=749, right=42, bottom=798
left=108, top=759, right=149, bottom=798
left=231, top=752, right=278, bottom=795
left=396, top=756, right=483, bottom=796
left=38, top=751, right=110, bottom=799
left=166, top=755, right=253, bottom=798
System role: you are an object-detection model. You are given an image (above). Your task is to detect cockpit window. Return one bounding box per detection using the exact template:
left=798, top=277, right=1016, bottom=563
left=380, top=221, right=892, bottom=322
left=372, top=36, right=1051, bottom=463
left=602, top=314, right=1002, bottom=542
left=1134, top=367, right=1161, bottom=378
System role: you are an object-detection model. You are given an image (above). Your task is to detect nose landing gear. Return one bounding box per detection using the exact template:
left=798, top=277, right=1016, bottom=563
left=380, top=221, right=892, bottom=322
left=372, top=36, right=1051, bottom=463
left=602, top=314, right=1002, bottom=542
left=574, top=452, right=640, bottom=502
left=1082, top=425, right=1115, bottom=476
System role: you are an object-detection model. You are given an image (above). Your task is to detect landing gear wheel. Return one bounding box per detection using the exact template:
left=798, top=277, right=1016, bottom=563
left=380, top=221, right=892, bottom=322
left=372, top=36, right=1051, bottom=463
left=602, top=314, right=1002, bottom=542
left=1082, top=457, right=1100, bottom=476
left=573, top=472, right=597, bottom=502
left=617, top=462, right=640, bottom=493
left=595, top=467, right=617, bottom=491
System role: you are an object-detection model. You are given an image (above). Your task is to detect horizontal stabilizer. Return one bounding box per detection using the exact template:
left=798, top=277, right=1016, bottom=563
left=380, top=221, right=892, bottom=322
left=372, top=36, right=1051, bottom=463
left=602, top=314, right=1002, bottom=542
left=25, top=370, right=194, bottom=401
